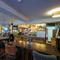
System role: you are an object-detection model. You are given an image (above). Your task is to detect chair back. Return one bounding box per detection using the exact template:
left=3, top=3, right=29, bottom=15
left=32, top=51, right=57, bottom=60
left=5, top=44, right=16, bottom=56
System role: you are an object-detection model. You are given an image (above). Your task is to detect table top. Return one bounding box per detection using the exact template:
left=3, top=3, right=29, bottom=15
left=13, top=40, right=60, bottom=57
left=0, top=37, right=9, bottom=40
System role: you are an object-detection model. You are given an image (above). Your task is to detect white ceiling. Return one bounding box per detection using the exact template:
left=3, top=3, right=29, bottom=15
left=0, top=13, right=18, bottom=24
left=0, top=0, right=60, bottom=24
left=0, top=12, right=26, bottom=25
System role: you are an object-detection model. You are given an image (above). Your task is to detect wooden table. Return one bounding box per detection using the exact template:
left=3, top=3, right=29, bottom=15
left=0, top=37, right=9, bottom=39
left=13, top=40, right=60, bottom=60
left=0, top=37, right=9, bottom=41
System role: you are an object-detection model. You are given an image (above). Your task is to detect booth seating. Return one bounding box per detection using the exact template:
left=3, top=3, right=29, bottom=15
left=14, top=35, right=46, bottom=44
left=30, top=37, right=46, bottom=44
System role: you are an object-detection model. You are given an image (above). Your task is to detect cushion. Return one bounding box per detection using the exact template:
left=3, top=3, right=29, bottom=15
left=32, top=51, right=57, bottom=60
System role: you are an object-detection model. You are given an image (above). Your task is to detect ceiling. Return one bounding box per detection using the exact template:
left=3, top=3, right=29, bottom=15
left=0, top=13, right=19, bottom=24
left=0, top=0, right=60, bottom=24
left=0, top=7, right=26, bottom=22
left=0, top=7, right=26, bottom=25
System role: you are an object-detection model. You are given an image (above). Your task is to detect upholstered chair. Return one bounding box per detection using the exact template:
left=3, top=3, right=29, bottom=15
left=32, top=51, right=57, bottom=60
left=5, top=44, right=16, bottom=60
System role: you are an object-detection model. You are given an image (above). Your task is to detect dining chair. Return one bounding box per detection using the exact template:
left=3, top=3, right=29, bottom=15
left=5, top=44, right=16, bottom=60
left=0, top=53, right=6, bottom=60
left=0, top=42, right=5, bottom=53
left=32, top=51, right=57, bottom=60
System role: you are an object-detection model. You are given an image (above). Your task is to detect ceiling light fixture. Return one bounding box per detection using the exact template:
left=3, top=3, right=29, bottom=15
left=47, top=7, right=60, bottom=18
left=18, top=0, right=22, bottom=2
left=52, top=11, right=60, bottom=18
left=47, top=7, right=60, bottom=15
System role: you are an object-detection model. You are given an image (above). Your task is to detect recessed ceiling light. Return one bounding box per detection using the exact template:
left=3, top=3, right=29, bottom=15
left=18, top=0, right=22, bottom=2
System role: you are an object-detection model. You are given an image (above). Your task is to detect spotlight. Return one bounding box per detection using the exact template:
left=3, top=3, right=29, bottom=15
left=18, top=0, right=22, bottom=2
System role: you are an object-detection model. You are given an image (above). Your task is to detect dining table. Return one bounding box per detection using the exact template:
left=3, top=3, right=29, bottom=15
left=0, top=36, right=9, bottom=42
left=12, top=39, right=60, bottom=60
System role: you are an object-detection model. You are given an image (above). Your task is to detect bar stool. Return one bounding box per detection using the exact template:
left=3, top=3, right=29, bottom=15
left=5, top=44, right=16, bottom=60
